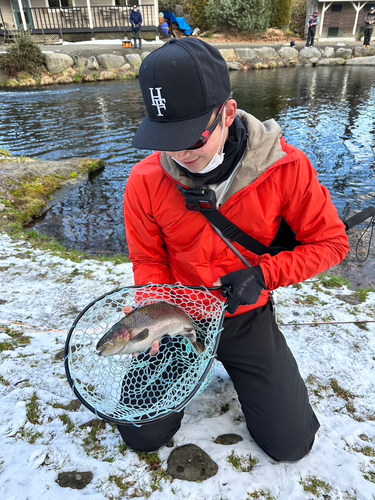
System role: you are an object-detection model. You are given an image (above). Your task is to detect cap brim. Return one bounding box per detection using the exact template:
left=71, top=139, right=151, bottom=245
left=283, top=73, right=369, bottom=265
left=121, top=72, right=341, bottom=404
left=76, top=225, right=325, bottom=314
left=132, top=111, right=213, bottom=151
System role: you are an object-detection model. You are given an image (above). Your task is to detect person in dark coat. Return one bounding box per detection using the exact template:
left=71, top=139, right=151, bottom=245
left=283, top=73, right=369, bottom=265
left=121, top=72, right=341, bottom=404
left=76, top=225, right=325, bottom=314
left=363, top=6, right=375, bottom=47
left=306, top=11, right=320, bottom=47
left=130, top=4, right=142, bottom=49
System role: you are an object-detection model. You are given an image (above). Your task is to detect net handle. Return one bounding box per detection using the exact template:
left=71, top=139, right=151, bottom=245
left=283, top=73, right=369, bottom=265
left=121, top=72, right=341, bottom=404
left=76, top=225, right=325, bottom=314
left=64, top=284, right=228, bottom=426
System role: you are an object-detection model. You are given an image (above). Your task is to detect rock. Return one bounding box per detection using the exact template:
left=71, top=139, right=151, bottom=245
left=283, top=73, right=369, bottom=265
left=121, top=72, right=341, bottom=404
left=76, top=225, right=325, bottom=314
left=253, top=47, right=279, bottom=60
left=87, top=56, right=99, bottom=70
left=0, top=69, right=10, bottom=84
left=0, top=298, right=7, bottom=304
left=167, top=444, right=218, bottom=481
left=121, top=63, right=131, bottom=70
left=337, top=294, right=363, bottom=305
left=96, top=54, right=125, bottom=70
left=56, top=471, right=93, bottom=489
left=324, top=47, right=335, bottom=57
left=299, top=47, right=322, bottom=59
left=355, top=46, right=375, bottom=57
left=141, top=51, right=151, bottom=61
left=219, top=49, right=236, bottom=62
left=73, top=55, right=87, bottom=71
left=235, top=48, right=256, bottom=59
left=192, top=28, right=200, bottom=36
left=278, top=47, right=298, bottom=59
left=335, top=48, right=352, bottom=60
left=65, top=399, right=82, bottom=411
left=310, top=57, right=319, bottom=65
left=227, top=62, right=240, bottom=70
left=44, top=53, right=74, bottom=74
left=317, top=58, right=346, bottom=66
left=347, top=56, right=375, bottom=65
left=125, top=53, right=142, bottom=69
left=214, top=434, right=243, bottom=445
left=0, top=203, right=5, bottom=212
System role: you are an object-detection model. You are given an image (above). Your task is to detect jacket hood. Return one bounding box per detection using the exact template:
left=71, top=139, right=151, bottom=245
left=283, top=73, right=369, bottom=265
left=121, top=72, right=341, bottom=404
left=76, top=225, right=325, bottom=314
left=160, top=109, right=287, bottom=202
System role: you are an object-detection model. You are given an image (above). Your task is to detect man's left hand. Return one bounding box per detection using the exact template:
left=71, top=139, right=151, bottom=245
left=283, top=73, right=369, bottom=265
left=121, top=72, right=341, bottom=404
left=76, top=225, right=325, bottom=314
left=214, top=266, right=266, bottom=314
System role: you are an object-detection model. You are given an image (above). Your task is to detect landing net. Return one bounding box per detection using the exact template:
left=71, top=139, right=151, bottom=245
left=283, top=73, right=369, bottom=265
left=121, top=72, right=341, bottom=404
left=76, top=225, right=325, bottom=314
left=65, top=284, right=226, bottom=425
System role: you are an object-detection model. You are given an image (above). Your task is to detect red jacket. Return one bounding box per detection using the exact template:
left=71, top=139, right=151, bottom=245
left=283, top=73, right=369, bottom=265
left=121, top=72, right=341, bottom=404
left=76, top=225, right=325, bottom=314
left=124, top=111, right=349, bottom=315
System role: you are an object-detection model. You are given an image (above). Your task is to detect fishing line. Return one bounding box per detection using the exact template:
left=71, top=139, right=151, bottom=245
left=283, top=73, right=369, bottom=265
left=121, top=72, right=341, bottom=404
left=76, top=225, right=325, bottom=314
left=355, top=215, right=375, bottom=263
left=279, top=319, right=375, bottom=327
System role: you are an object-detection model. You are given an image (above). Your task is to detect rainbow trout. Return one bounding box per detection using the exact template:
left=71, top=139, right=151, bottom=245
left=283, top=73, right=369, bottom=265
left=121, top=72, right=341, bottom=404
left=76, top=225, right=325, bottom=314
left=96, top=301, right=203, bottom=356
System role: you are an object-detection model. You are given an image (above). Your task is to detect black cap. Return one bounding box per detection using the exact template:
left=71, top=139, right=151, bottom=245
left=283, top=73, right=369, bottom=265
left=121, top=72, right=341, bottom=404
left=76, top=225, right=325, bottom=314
left=132, top=38, right=231, bottom=151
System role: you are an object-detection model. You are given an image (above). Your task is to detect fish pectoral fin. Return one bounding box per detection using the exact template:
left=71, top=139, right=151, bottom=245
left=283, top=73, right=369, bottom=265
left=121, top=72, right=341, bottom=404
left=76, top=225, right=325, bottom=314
left=130, top=328, right=150, bottom=343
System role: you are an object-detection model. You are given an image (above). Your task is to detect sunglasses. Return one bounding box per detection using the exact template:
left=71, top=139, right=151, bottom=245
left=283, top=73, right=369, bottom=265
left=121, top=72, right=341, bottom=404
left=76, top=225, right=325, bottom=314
left=186, top=93, right=233, bottom=150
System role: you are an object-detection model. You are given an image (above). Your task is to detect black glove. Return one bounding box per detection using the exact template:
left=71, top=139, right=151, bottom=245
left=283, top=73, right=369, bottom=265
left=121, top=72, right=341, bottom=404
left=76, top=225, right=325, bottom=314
left=220, top=266, right=266, bottom=315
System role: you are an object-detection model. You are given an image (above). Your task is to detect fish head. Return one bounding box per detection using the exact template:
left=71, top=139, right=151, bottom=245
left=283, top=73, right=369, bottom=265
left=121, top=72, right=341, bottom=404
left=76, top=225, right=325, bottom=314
left=96, top=324, right=132, bottom=356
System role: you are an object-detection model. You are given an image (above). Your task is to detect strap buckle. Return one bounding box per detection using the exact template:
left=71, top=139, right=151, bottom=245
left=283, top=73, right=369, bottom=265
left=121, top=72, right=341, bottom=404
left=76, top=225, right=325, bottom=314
left=182, top=188, right=217, bottom=212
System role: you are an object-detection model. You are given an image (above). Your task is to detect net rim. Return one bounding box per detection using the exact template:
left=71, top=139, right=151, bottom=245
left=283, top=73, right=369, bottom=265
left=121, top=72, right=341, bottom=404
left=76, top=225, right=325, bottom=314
left=64, top=284, right=226, bottom=426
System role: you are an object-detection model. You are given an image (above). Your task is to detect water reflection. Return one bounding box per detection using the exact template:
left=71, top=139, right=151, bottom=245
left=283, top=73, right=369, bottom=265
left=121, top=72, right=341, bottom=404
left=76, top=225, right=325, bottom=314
left=1, top=66, right=375, bottom=285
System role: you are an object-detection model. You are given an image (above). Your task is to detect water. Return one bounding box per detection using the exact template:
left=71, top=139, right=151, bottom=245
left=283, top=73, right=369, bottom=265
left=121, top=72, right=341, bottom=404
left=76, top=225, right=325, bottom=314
left=1, top=65, right=375, bottom=285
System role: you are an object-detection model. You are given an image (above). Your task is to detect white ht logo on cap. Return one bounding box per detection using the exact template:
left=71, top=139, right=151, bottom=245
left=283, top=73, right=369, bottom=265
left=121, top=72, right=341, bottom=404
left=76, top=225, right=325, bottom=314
left=149, top=87, right=166, bottom=116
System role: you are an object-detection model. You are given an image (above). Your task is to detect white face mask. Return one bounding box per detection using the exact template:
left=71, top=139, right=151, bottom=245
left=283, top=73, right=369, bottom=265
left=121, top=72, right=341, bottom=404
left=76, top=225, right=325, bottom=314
left=172, top=108, right=227, bottom=173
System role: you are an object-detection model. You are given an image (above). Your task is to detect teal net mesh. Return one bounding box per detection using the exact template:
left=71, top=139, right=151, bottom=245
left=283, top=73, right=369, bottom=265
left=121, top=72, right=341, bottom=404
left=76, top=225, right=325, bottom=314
left=65, top=284, right=226, bottom=424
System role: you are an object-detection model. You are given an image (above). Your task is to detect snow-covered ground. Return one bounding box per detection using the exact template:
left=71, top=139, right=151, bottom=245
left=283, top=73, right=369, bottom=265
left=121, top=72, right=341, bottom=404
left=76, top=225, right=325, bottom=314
left=1, top=232, right=375, bottom=500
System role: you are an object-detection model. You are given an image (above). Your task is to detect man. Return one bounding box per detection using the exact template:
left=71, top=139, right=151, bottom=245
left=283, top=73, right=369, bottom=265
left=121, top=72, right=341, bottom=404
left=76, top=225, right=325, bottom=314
left=306, top=10, right=320, bottom=47
left=120, top=39, right=349, bottom=461
left=130, top=4, right=142, bottom=49
left=363, top=6, right=375, bottom=48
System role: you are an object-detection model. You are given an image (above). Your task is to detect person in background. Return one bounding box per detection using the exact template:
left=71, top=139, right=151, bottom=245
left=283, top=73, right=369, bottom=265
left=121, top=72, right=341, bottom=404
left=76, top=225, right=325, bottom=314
left=306, top=10, right=320, bottom=47
left=363, top=6, right=375, bottom=48
left=130, top=4, right=142, bottom=49
left=119, top=38, right=349, bottom=461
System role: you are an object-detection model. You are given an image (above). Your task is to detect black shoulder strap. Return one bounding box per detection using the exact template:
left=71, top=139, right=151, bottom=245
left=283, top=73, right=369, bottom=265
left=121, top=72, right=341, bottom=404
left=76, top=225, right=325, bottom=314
left=177, top=185, right=298, bottom=256
left=200, top=208, right=281, bottom=256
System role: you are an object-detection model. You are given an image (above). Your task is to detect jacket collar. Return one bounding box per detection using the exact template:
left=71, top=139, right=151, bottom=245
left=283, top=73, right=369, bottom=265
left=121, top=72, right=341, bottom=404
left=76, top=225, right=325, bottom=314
left=160, top=109, right=287, bottom=203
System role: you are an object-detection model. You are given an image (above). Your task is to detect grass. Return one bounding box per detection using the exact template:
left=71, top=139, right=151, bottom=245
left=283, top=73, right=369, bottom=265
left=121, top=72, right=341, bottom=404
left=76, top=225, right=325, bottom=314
left=319, top=274, right=351, bottom=288
left=58, top=413, right=75, bottom=433
left=300, top=475, right=332, bottom=496
left=26, top=391, right=41, bottom=425
left=227, top=451, right=259, bottom=472
left=0, top=325, right=32, bottom=351
left=247, top=491, right=276, bottom=500
left=330, top=378, right=355, bottom=402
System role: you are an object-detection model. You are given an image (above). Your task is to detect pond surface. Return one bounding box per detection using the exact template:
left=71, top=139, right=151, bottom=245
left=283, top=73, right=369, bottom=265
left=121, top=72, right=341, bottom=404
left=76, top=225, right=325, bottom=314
left=1, top=65, right=375, bottom=286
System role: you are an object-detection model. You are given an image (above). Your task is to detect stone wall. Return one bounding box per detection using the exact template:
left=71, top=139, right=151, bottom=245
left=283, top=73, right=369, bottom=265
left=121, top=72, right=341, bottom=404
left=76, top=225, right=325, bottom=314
left=218, top=45, right=375, bottom=70
left=1, top=43, right=375, bottom=87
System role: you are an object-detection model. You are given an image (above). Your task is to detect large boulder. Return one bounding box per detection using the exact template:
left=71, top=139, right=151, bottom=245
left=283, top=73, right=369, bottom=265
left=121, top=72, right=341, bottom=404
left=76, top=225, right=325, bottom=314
left=73, top=55, right=87, bottom=72
left=96, top=54, right=125, bottom=69
left=335, top=48, right=352, bottom=60
left=299, top=47, right=322, bottom=59
left=87, top=56, right=99, bottom=70
left=324, top=47, right=335, bottom=57
left=354, top=46, right=375, bottom=57
left=44, top=53, right=74, bottom=74
left=253, top=47, right=279, bottom=60
left=235, top=48, right=256, bottom=59
left=317, top=58, right=346, bottom=66
left=125, top=53, right=142, bottom=69
left=347, top=56, right=375, bottom=65
left=278, top=47, right=298, bottom=59
left=219, top=49, right=236, bottom=62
